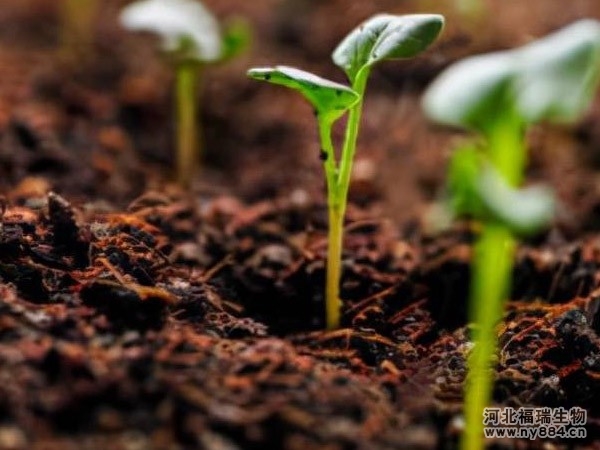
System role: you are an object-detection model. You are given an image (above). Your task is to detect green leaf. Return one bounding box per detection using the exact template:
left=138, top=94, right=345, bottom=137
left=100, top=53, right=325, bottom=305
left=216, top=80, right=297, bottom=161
left=332, top=14, right=444, bottom=83
left=476, top=167, right=554, bottom=235
left=120, top=0, right=222, bottom=63
left=247, top=66, right=359, bottom=121
left=422, top=51, right=517, bottom=133
left=447, top=144, right=486, bottom=217
left=514, top=19, right=600, bottom=123
left=447, top=148, right=554, bottom=235
left=423, top=19, right=600, bottom=131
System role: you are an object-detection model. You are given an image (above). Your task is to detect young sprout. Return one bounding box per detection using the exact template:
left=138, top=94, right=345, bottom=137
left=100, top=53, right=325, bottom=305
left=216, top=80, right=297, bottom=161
left=423, top=19, right=600, bottom=450
left=249, top=14, right=444, bottom=329
left=120, top=0, right=250, bottom=187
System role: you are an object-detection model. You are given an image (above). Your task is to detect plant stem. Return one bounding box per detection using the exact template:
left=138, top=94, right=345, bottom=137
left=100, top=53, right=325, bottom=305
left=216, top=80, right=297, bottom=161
left=318, top=69, right=370, bottom=329
left=175, top=62, right=200, bottom=187
left=486, top=112, right=525, bottom=186
left=462, top=223, right=515, bottom=450
left=462, top=115, right=524, bottom=450
left=326, top=205, right=344, bottom=329
left=337, top=69, right=369, bottom=204
left=318, top=119, right=338, bottom=198
left=318, top=118, right=342, bottom=329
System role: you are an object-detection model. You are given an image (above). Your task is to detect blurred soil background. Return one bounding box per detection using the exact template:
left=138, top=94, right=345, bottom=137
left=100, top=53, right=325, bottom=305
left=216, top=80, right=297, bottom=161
left=0, top=0, right=599, bottom=226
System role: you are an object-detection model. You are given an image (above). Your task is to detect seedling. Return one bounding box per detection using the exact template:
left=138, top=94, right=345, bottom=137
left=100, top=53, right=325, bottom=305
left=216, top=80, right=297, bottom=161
left=120, top=0, right=250, bottom=187
left=249, top=14, right=444, bottom=329
left=423, top=19, right=600, bottom=450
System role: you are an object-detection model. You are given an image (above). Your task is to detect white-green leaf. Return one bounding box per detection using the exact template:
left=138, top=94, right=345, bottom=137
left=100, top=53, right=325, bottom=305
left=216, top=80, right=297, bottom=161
left=423, top=19, right=600, bottom=131
left=332, top=14, right=444, bottom=83
left=422, top=51, right=517, bottom=132
left=447, top=149, right=554, bottom=234
left=514, top=19, right=600, bottom=123
left=247, top=66, right=359, bottom=121
left=447, top=144, right=487, bottom=217
left=477, top=167, right=554, bottom=235
left=120, top=0, right=222, bottom=62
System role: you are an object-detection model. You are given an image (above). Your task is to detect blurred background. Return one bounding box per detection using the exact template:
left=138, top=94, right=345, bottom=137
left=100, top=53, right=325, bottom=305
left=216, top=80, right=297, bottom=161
left=1, top=0, right=600, bottom=229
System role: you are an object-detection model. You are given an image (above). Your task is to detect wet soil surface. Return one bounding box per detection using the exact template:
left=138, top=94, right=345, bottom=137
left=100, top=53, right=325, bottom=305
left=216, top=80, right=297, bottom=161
left=2, top=1, right=600, bottom=449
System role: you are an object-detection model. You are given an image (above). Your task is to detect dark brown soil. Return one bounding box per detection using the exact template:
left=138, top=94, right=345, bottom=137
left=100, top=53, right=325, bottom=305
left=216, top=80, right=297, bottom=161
left=1, top=1, right=600, bottom=449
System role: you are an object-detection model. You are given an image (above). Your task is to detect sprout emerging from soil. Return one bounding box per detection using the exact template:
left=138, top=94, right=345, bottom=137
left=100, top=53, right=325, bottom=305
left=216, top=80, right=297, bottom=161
left=120, top=0, right=250, bottom=187
left=423, top=19, right=600, bottom=450
left=249, top=14, right=445, bottom=330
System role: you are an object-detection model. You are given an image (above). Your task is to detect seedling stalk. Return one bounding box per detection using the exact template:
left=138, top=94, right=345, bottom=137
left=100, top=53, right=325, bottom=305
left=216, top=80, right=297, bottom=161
left=322, top=68, right=369, bottom=329
left=175, top=62, right=201, bottom=188
left=317, top=118, right=341, bottom=328
left=337, top=69, right=369, bottom=206
left=463, top=113, right=524, bottom=450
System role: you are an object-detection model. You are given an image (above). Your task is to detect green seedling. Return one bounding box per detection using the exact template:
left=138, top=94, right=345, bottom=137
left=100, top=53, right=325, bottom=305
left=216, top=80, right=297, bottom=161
left=249, top=14, right=444, bottom=329
left=423, top=19, right=600, bottom=450
left=120, top=0, right=250, bottom=187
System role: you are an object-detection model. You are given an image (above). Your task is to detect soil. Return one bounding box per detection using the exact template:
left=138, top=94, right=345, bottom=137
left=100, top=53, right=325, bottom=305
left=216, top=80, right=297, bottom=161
left=1, top=1, right=600, bottom=449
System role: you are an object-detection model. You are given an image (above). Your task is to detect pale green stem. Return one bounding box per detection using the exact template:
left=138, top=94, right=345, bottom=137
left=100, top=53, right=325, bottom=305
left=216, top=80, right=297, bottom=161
left=318, top=118, right=342, bottom=330
left=326, top=205, right=344, bottom=330
left=175, top=62, right=200, bottom=187
left=337, top=68, right=370, bottom=204
left=462, top=224, right=515, bottom=450
left=319, top=68, right=369, bottom=330
left=461, top=115, right=525, bottom=450
left=486, top=113, right=526, bottom=186
left=318, top=118, right=338, bottom=199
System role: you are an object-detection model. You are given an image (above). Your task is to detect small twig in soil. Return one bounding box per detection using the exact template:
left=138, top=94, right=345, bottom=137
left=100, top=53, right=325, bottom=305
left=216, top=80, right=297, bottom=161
left=346, top=284, right=399, bottom=314
left=97, top=256, right=129, bottom=285
left=200, top=254, right=233, bottom=283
